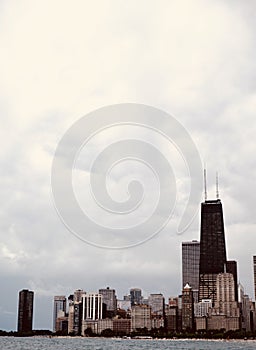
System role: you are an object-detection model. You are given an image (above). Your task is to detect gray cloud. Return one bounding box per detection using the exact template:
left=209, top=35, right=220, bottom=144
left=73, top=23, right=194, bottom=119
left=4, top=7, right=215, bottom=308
left=0, top=0, right=256, bottom=331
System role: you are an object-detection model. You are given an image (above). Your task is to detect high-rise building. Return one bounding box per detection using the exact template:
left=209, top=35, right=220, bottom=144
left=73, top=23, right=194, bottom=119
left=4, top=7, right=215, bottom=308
left=99, top=287, right=117, bottom=318
left=81, top=292, right=103, bottom=336
left=53, top=296, right=67, bottom=332
left=82, top=293, right=103, bottom=321
left=214, top=273, right=239, bottom=317
left=131, top=304, right=151, bottom=331
left=165, top=305, right=177, bottom=332
left=207, top=273, right=240, bottom=331
left=226, top=260, right=238, bottom=302
left=253, top=256, right=256, bottom=301
left=68, top=301, right=82, bottom=335
left=148, top=293, right=165, bottom=316
left=17, top=289, right=34, bottom=333
left=130, top=288, right=142, bottom=306
left=199, top=199, right=227, bottom=305
left=238, top=283, right=251, bottom=332
left=182, top=240, right=200, bottom=302
left=181, top=283, right=194, bottom=331
left=68, top=303, right=75, bottom=334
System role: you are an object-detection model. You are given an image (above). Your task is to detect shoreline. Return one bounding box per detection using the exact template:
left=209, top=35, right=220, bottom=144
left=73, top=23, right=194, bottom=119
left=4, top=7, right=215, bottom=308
left=2, top=335, right=256, bottom=342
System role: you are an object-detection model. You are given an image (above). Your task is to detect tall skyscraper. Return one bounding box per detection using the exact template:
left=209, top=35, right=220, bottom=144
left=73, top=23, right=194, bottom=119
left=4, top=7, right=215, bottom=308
left=253, top=256, right=256, bottom=301
left=53, top=296, right=67, bottom=332
left=17, top=289, right=34, bottom=333
left=199, top=199, right=227, bottom=304
left=182, top=240, right=200, bottom=302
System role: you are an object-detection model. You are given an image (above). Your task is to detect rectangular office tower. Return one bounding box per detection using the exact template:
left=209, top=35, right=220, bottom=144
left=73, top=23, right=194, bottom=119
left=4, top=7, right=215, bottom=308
left=17, top=289, right=34, bottom=333
left=130, top=288, right=142, bottom=306
left=182, top=240, right=200, bottom=300
left=53, top=296, right=67, bottom=332
left=226, top=260, right=238, bottom=302
left=199, top=199, right=227, bottom=305
left=99, top=287, right=117, bottom=318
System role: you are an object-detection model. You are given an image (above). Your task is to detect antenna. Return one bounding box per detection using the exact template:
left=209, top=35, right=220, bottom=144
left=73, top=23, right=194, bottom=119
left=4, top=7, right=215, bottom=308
left=216, top=171, right=219, bottom=199
left=204, top=168, right=207, bottom=201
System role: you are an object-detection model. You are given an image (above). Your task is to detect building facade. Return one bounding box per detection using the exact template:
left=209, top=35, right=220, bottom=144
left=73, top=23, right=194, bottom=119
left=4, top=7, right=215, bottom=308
left=214, top=272, right=239, bottom=317
left=55, top=311, right=68, bottom=334
left=17, top=289, right=34, bottom=333
left=99, top=287, right=117, bottom=318
left=53, top=296, right=67, bottom=332
left=181, top=283, right=194, bottom=331
left=239, top=283, right=251, bottom=332
left=130, top=288, right=142, bottom=306
left=182, top=240, right=200, bottom=302
left=199, top=199, right=227, bottom=305
left=226, top=260, right=238, bottom=302
left=74, top=289, right=84, bottom=303
left=82, top=293, right=102, bottom=321
left=253, top=256, right=256, bottom=301
left=117, top=299, right=131, bottom=311
left=148, top=293, right=165, bottom=316
left=165, top=305, right=177, bottom=332
left=113, top=319, right=131, bottom=335
left=131, top=304, right=151, bottom=331
left=68, top=301, right=82, bottom=335
left=194, top=299, right=212, bottom=317
left=81, top=293, right=103, bottom=336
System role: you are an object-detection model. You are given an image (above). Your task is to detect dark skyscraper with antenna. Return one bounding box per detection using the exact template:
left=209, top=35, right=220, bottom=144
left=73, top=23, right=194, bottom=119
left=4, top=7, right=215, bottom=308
left=199, top=198, right=227, bottom=304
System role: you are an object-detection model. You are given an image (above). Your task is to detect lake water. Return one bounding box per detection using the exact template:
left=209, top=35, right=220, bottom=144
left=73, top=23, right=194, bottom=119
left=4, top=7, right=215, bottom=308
left=0, top=337, right=256, bottom=350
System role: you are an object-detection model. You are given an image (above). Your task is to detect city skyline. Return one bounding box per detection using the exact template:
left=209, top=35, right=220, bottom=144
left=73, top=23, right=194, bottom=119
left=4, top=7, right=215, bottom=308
left=1, top=0, right=256, bottom=332
left=48, top=195, right=255, bottom=334
left=6, top=192, right=256, bottom=332
left=5, top=191, right=256, bottom=332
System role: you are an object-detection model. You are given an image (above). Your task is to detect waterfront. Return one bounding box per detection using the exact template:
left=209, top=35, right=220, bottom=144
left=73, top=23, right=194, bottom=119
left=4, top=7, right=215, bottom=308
left=1, top=337, right=256, bottom=350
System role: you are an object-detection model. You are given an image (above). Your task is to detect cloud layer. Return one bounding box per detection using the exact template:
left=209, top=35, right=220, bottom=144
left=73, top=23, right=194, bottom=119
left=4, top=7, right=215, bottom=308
left=1, top=0, right=256, bottom=330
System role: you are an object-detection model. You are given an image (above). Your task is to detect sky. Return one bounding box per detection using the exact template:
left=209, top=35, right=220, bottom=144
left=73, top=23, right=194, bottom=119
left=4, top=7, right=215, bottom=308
left=1, top=0, right=256, bottom=331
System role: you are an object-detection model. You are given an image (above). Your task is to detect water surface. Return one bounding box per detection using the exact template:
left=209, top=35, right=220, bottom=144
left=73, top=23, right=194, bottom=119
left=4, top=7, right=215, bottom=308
left=0, top=337, right=255, bottom=350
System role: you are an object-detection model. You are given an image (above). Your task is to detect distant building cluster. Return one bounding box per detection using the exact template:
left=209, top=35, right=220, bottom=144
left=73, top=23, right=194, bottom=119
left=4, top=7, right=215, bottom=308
left=52, top=287, right=165, bottom=335
left=17, top=196, right=256, bottom=335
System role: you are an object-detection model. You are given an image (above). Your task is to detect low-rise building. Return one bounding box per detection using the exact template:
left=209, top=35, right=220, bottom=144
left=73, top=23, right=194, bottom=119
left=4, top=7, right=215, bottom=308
left=113, top=319, right=131, bottom=335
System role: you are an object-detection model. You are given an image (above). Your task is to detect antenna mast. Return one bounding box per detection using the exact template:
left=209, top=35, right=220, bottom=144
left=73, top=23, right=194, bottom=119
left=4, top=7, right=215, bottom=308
left=216, top=171, right=219, bottom=199
left=204, top=168, right=207, bottom=201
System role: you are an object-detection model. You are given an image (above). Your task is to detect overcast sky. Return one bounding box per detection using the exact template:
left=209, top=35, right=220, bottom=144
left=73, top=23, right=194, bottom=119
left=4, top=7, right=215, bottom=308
left=1, top=0, right=256, bottom=331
